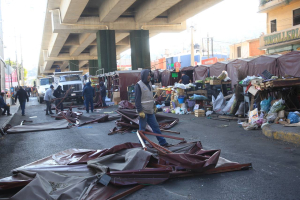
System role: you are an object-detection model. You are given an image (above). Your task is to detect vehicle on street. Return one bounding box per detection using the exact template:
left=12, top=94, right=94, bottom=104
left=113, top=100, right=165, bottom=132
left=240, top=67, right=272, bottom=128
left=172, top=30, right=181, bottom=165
left=53, top=71, right=84, bottom=103
left=37, top=77, right=54, bottom=103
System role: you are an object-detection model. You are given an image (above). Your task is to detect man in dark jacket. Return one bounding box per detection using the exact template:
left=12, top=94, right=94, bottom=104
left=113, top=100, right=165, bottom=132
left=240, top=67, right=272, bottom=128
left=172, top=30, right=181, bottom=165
left=15, top=86, right=29, bottom=116
left=53, top=85, right=64, bottom=112
left=135, top=69, right=169, bottom=147
left=83, top=82, right=94, bottom=113
left=99, top=81, right=107, bottom=107
left=0, top=92, right=11, bottom=116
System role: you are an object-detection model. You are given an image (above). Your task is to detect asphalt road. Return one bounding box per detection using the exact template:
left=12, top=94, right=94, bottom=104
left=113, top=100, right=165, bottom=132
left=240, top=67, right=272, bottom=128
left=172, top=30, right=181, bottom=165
left=1, top=97, right=300, bottom=199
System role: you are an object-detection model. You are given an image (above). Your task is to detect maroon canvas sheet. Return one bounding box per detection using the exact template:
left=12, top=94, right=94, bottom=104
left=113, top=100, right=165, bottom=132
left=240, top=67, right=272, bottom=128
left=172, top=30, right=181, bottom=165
left=277, top=51, right=300, bottom=77
left=248, top=55, right=280, bottom=77
left=194, top=65, right=209, bottom=81
left=209, top=62, right=228, bottom=77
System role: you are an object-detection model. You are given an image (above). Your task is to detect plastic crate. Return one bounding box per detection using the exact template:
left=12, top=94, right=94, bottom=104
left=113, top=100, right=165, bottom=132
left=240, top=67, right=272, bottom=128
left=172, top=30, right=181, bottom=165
left=262, top=70, right=273, bottom=79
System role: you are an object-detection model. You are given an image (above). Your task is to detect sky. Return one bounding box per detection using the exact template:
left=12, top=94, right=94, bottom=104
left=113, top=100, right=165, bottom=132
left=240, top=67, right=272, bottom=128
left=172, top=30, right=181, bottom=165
left=1, top=0, right=266, bottom=76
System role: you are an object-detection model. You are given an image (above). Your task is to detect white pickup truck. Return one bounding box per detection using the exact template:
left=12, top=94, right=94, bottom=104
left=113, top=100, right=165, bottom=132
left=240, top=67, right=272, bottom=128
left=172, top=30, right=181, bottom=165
left=37, top=77, right=54, bottom=103
left=53, top=71, right=84, bottom=103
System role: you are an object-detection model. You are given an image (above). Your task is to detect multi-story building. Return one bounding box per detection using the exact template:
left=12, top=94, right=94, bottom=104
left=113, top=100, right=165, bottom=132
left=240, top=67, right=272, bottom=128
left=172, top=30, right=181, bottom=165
left=230, top=38, right=266, bottom=59
left=259, top=0, right=300, bottom=54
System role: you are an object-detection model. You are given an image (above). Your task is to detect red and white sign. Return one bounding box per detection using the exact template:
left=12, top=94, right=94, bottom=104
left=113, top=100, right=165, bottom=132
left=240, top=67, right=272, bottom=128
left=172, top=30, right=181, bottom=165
left=174, top=62, right=181, bottom=68
left=201, top=57, right=218, bottom=65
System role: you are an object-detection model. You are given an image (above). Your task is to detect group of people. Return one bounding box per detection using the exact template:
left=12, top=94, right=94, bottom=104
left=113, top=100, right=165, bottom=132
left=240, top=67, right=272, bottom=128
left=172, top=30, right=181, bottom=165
left=14, top=86, right=37, bottom=98
left=44, top=85, right=64, bottom=115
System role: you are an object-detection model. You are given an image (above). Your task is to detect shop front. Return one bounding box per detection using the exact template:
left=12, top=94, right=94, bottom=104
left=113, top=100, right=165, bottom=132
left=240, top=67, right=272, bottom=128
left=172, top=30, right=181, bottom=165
left=259, top=24, right=300, bottom=54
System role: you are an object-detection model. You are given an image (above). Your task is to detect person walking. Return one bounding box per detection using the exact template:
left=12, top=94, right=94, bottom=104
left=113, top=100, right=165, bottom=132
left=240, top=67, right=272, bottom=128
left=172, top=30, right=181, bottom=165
left=99, top=81, right=107, bottom=107
left=53, top=85, right=64, bottom=113
left=44, top=85, right=56, bottom=115
left=0, top=92, right=11, bottom=116
left=15, top=86, right=29, bottom=116
left=135, top=69, right=169, bottom=147
left=83, top=82, right=94, bottom=113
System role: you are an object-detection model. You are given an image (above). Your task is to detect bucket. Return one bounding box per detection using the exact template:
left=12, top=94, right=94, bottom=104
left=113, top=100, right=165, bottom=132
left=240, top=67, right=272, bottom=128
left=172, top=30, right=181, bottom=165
left=178, top=97, right=185, bottom=104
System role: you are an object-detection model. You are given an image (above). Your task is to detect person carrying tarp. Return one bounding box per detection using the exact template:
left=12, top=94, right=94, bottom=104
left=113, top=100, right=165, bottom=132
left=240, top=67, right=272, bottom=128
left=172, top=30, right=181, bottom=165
left=99, top=81, right=107, bottom=107
left=44, top=85, right=56, bottom=115
left=135, top=69, right=170, bottom=147
left=83, top=82, right=94, bottom=113
left=53, top=85, right=64, bottom=113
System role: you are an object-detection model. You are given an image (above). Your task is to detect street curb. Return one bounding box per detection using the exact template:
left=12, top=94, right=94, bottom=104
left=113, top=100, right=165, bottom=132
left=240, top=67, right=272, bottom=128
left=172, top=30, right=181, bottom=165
left=262, top=124, right=300, bottom=145
left=2, top=104, right=20, bottom=128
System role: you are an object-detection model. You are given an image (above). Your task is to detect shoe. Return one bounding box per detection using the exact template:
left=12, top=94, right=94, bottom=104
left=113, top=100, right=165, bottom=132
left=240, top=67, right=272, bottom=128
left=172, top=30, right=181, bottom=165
left=22, top=114, right=25, bottom=116
left=46, top=113, right=49, bottom=115
left=50, top=112, right=54, bottom=114
left=2, top=113, right=5, bottom=115
left=7, top=114, right=12, bottom=116
left=161, top=143, right=171, bottom=147
left=86, top=111, right=89, bottom=113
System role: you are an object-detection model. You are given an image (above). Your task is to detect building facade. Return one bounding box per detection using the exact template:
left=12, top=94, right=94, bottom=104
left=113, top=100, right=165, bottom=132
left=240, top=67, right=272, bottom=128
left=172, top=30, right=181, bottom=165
left=230, top=39, right=266, bottom=59
left=259, top=0, right=300, bottom=54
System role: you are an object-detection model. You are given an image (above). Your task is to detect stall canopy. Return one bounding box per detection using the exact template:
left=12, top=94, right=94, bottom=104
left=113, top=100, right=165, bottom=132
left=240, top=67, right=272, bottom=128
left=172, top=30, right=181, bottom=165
left=277, top=51, right=300, bottom=77
left=248, top=55, right=280, bottom=78
left=161, top=70, right=181, bottom=86
left=180, top=66, right=196, bottom=82
left=116, top=70, right=141, bottom=100
left=194, top=65, right=209, bottom=81
left=209, top=62, right=228, bottom=77
left=227, top=59, right=251, bottom=89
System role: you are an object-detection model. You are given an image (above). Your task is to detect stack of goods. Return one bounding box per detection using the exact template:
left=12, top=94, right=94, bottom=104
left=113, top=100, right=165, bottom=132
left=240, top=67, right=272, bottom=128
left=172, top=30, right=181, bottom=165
left=195, top=109, right=205, bottom=117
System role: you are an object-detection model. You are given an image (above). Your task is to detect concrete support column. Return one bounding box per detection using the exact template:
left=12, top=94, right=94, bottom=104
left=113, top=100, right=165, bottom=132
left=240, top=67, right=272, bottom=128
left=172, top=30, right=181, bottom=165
left=130, top=30, right=150, bottom=70
left=69, top=60, right=79, bottom=71
left=89, top=60, right=98, bottom=76
left=96, top=30, right=117, bottom=73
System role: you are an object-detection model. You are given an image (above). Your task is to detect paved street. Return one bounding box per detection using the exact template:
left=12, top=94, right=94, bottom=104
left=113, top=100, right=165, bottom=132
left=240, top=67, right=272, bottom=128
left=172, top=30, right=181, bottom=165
left=1, top=97, right=300, bottom=199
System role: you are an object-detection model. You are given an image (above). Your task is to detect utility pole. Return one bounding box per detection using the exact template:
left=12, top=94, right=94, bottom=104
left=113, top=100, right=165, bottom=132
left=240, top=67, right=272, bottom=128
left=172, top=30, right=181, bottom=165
left=190, top=26, right=195, bottom=66
left=207, top=33, right=210, bottom=58
left=20, top=35, right=24, bottom=86
left=211, top=37, right=214, bottom=57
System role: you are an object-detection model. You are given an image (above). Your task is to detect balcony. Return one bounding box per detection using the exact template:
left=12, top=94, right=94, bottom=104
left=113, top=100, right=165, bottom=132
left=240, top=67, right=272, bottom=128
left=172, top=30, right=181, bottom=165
left=258, top=0, right=286, bottom=13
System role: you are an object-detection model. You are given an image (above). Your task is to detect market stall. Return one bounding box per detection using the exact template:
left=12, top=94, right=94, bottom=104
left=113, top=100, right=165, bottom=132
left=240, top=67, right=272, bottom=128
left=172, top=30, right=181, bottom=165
left=227, top=58, right=252, bottom=89
left=161, top=70, right=181, bottom=87
left=277, top=51, right=300, bottom=77
left=180, top=66, right=196, bottom=82
left=248, top=55, right=280, bottom=78
left=209, top=61, right=228, bottom=77
left=194, top=65, right=209, bottom=81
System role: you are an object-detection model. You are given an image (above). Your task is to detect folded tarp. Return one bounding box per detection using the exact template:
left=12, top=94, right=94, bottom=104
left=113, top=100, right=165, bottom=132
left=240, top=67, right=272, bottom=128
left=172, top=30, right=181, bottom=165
left=7, top=120, right=70, bottom=133
left=0, top=141, right=251, bottom=199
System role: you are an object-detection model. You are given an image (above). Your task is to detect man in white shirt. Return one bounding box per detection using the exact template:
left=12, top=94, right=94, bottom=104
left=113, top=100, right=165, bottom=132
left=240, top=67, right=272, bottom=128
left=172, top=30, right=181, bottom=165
left=44, top=85, right=56, bottom=115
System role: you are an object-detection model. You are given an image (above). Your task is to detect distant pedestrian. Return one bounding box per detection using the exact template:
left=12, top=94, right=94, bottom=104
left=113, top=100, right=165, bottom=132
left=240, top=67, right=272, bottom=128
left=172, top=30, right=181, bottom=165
left=83, top=82, right=94, bottom=113
left=26, top=87, right=31, bottom=97
left=44, top=85, right=56, bottom=115
left=179, top=72, right=191, bottom=84
left=53, top=85, right=64, bottom=113
left=99, top=81, right=107, bottom=107
left=15, top=86, right=29, bottom=116
left=0, top=92, right=11, bottom=116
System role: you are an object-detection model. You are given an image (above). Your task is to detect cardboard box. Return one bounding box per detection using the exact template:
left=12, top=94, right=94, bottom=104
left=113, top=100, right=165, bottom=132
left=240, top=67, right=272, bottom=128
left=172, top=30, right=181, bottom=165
left=248, top=86, right=258, bottom=96
left=113, top=92, right=120, bottom=101
left=210, top=80, right=222, bottom=85
left=114, top=97, right=121, bottom=105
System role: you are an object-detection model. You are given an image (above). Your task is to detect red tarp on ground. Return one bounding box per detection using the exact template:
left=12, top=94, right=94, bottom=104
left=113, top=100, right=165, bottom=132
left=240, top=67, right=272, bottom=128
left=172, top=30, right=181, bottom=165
left=277, top=51, right=300, bottom=77
left=194, top=65, right=209, bottom=81
left=209, top=62, right=228, bottom=77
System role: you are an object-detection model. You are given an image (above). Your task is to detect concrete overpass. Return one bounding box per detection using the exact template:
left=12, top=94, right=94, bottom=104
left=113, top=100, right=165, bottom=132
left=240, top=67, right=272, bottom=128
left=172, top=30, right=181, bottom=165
left=38, top=0, right=223, bottom=76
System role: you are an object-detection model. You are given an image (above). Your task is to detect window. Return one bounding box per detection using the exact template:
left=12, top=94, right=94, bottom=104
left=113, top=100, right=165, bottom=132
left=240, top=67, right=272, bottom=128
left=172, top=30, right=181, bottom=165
left=293, top=8, right=300, bottom=26
left=271, top=20, right=277, bottom=33
left=40, top=78, right=54, bottom=85
left=59, top=75, right=81, bottom=82
left=237, top=46, right=241, bottom=58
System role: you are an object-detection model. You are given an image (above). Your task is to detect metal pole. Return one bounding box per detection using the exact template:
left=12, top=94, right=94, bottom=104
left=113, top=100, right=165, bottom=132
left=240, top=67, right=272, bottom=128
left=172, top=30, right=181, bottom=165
left=211, top=37, right=214, bottom=57
left=207, top=33, right=210, bottom=58
left=190, top=26, right=195, bottom=66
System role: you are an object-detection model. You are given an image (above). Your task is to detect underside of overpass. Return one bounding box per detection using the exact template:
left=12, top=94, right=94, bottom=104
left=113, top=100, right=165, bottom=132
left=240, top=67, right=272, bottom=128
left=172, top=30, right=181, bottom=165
left=38, top=0, right=223, bottom=76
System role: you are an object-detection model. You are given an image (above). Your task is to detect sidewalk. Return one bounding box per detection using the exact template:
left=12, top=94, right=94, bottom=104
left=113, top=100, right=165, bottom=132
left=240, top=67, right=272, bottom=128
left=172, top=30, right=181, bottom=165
left=262, top=123, right=300, bottom=145
left=0, top=98, right=20, bottom=130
